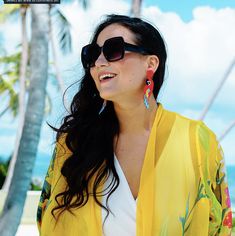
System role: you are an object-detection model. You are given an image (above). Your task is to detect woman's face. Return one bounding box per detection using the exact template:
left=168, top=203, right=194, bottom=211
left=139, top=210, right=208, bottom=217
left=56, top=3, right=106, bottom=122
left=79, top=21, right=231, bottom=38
left=90, top=24, right=149, bottom=103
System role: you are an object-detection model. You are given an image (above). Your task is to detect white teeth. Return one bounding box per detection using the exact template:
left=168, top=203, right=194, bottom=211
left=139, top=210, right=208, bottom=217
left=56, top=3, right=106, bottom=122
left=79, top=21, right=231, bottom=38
left=99, top=74, right=116, bottom=81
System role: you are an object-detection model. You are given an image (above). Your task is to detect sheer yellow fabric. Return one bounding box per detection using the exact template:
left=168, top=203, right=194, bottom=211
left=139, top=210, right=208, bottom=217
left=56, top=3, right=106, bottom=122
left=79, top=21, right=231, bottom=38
left=37, top=104, right=232, bottom=235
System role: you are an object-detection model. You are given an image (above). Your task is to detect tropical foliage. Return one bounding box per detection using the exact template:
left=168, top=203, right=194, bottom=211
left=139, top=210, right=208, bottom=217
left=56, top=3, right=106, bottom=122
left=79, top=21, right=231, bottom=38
left=0, top=52, right=21, bottom=118
left=0, top=157, right=42, bottom=190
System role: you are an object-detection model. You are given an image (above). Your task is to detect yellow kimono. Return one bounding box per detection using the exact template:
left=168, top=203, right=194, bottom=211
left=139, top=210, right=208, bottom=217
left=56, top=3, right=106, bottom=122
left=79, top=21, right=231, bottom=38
left=37, top=104, right=232, bottom=235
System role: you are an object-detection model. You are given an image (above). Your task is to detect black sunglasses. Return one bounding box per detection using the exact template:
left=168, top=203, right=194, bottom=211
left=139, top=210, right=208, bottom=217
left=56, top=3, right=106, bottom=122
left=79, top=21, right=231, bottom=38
left=81, top=36, right=150, bottom=69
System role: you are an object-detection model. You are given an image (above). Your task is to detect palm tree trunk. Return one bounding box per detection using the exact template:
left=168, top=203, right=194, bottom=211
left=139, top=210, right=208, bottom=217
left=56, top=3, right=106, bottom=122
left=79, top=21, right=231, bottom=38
left=131, top=0, right=143, bottom=17
left=0, top=5, right=49, bottom=236
left=2, top=6, right=28, bottom=192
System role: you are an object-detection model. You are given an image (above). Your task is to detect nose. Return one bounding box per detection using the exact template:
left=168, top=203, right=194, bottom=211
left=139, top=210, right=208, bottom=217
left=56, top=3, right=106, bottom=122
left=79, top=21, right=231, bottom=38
left=95, top=51, right=109, bottom=67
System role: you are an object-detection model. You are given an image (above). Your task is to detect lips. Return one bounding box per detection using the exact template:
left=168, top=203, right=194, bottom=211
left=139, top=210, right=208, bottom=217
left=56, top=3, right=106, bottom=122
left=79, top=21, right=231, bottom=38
left=98, top=72, right=117, bottom=82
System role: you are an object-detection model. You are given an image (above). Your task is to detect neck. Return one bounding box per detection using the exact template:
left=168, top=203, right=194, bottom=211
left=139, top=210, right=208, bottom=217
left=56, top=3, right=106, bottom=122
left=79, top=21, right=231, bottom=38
left=113, top=95, right=158, bottom=134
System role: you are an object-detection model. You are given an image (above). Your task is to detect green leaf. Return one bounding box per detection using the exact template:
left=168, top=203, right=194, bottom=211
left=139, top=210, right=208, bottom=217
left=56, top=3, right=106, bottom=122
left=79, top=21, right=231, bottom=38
left=198, top=124, right=210, bottom=152
left=160, top=218, right=169, bottom=236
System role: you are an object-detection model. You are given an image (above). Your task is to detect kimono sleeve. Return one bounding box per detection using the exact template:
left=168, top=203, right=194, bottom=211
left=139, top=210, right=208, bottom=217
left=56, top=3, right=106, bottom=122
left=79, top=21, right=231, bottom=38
left=212, top=141, right=233, bottom=235
left=197, top=121, right=232, bottom=235
left=36, top=146, right=57, bottom=233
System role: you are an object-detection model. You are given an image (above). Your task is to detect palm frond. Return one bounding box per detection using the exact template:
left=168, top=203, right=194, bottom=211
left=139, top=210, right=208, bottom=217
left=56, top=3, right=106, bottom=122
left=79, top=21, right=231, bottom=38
left=9, top=92, right=19, bottom=117
left=0, top=77, right=19, bottom=117
left=52, top=9, right=72, bottom=54
left=45, top=90, right=52, bottom=115
left=78, top=0, right=89, bottom=9
left=0, top=52, right=21, bottom=64
left=0, top=5, right=21, bottom=23
left=0, top=52, right=21, bottom=80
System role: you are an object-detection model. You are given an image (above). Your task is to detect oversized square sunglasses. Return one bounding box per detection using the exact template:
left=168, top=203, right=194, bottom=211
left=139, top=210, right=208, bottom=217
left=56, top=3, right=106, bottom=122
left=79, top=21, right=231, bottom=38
left=81, top=36, right=151, bottom=69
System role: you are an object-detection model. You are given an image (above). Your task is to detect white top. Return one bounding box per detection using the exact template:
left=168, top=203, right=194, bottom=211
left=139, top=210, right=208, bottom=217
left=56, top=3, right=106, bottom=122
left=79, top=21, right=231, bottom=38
left=102, top=155, right=137, bottom=236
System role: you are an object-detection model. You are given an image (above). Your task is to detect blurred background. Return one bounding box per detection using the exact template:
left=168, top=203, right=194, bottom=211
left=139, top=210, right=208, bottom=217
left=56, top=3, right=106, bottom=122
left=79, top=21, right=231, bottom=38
left=0, top=0, right=234, bottom=235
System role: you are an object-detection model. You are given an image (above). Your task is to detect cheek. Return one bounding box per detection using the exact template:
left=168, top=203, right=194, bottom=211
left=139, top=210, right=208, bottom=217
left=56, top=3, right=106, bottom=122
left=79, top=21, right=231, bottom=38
left=119, top=57, right=146, bottom=83
left=122, top=64, right=146, bottom=85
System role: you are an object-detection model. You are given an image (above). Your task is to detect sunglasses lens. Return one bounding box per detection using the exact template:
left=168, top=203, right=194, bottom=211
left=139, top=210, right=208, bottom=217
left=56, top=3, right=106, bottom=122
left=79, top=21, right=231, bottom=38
left=104, top=37, right=124, bottom=62
left=81, top=44, right=100, bottom=69
left=81, top=37, right=125, bottom=69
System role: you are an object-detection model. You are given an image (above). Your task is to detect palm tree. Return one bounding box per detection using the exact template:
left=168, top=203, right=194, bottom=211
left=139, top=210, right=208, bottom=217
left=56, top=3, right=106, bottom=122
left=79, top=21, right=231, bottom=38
left=131, top=0, right=143, bottom=17
left=1, top=5, right=34, bottom=194
left=0, top=5, right=50, bottom=235
left=0, top=5, right=30, bottom=192
left=48, top=0, right=89, bottom=95
left=0, top=3, right=73, bottom=192
left=49, top=6, right=72, bottom=102
left=0, top=1, right=89, bottom=235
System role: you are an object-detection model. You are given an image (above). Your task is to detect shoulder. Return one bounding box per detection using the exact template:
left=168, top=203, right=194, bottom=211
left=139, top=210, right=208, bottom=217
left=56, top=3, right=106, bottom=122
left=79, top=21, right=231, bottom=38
left=161, top=104, right=216, bottom=136
left=160, top=104, right=218, bottom=151
left=161, top=105, right=221, bottom=180
left=160, top=104, right=202, bottom=132
left=160, top=103, right=198, bottom=125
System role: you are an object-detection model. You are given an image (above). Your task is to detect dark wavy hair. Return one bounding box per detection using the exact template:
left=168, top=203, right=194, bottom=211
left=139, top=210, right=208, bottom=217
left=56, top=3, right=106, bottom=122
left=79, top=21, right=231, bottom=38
left=52, top=14, right=167, bottom=221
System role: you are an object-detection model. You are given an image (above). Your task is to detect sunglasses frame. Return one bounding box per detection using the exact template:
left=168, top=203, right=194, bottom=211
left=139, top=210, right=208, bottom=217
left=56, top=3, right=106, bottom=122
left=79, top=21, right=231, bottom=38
left=81, top=36, right=150, bottom=69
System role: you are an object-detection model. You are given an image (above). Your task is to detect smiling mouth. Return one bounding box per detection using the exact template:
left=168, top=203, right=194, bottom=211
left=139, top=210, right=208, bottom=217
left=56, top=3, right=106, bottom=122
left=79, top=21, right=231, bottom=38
left=99, top=73, right=117, bottom=82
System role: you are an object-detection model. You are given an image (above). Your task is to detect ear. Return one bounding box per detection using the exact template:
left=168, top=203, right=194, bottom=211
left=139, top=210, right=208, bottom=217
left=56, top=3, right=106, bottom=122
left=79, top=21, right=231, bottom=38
left=146, top=55, right=159, bottom=73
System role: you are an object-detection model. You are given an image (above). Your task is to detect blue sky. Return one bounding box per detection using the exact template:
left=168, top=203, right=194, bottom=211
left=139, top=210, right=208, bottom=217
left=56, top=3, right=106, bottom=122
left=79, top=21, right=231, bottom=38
left=142, top=0, right=235, bottom=21
left=0, top=0, right=235, bottom=170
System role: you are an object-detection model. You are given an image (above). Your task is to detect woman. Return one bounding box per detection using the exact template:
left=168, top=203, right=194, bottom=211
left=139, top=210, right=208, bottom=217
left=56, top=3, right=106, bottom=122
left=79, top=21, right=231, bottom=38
left=37, top=14, right=232, bottom=236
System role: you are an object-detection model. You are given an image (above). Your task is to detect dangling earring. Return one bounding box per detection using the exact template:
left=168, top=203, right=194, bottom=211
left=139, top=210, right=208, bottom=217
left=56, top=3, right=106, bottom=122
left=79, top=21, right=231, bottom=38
left=143, top=68, right=154, bottom=109
left=99, top=100, right=107, bottom=115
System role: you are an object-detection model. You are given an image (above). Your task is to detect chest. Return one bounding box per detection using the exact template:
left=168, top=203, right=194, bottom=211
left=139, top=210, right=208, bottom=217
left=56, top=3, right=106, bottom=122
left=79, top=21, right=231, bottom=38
left=114, top=134, right=149, bottom=200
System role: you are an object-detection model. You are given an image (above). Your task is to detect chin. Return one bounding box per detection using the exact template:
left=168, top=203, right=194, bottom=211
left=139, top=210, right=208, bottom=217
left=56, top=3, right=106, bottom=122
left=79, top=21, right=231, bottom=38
left=99, top=92, right=115, bottom=101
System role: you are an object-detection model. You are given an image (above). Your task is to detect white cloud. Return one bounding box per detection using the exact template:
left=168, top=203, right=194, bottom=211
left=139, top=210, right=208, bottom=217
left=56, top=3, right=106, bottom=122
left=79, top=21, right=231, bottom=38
left=142, top=6, right=235, bottom=166
left=0, top=19, right=21, bottom=53
left=56, top=3, right=235, bottom=111
left=142, top=6, right=235, bottom=108
left=59, top=0, right=129, bottom=54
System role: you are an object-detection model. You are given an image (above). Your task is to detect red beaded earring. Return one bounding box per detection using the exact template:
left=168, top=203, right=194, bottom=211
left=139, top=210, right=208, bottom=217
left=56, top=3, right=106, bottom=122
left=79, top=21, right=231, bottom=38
left=143, top=68, right=154, bottom=109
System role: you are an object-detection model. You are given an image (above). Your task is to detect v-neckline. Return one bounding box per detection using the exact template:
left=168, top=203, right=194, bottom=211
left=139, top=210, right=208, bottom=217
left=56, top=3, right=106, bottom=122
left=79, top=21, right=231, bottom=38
left=113, top=103, right=163, bottom=203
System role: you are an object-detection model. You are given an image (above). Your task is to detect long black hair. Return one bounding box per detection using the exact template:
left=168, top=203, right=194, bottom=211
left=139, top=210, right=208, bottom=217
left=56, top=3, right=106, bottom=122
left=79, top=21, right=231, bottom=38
left=52, top=14, right=167, bottom=220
